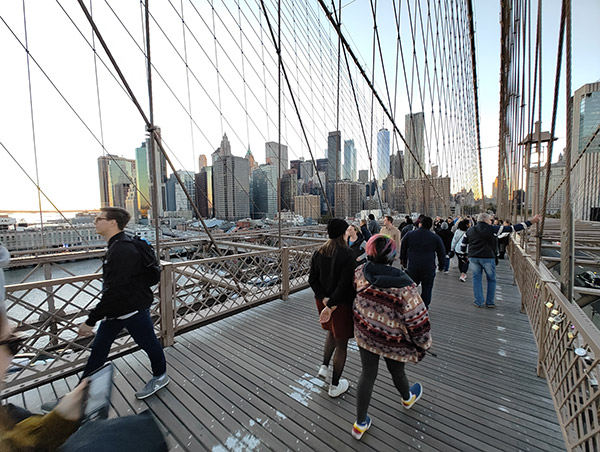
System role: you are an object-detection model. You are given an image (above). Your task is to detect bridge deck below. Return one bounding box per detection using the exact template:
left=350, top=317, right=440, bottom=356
left=8, top=259, right=564, bottom=451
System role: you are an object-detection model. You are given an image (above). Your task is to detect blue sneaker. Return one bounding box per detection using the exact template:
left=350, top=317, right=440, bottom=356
left=352, top=415, right=372, bottom=440
left=402, top=383, right=423, bottom=409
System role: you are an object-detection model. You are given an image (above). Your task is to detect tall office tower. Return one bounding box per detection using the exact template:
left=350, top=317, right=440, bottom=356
left=299, top=160, right=314, bottom=183
left=98, top=155, right=138, bottom=223
left=195, top=166, right=213, bottom=218
left=265, top=141, right=289, bottom=176
left=251, top=164, right=278, bottom=219
left=135, top=141, right=150, bottom=219
left=165, top=171, right=195, bottom=212
left=316, top=158, right=328, bottom=174
left=334, top=181, right=363, bottom=218
left=212, top=153, right=250, bottom=220
left=146, top=127, right=167, bottom=219
left=390, top=150, right=404, bottom=181
left=290, top=158, right=304, bottom=180
left=198, top=154, right=208, bottom=171
left=572, top=82, right=600, bottom=221
left=327, top=131, right=341, bottom=182
left=245, top=147, right=258, bottom=177
left=281, top=169, right=298, bottom=211
left=358, top=169, right=369, bottom=183
left=405, top=112, right=425, bottom=180
left=343, top=139, right=357, bottom=181
left=294, top=194, right=321, bottom=220
left=376, top=128, right=390, bottom=182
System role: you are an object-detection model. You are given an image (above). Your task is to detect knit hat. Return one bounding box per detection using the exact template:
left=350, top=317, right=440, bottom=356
left=441, top=222, right=448, bottom=230
left=327, top=218, right=349, bottom=239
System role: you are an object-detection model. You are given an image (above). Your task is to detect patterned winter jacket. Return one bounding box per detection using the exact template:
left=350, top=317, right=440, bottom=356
left=353, top=262, right=432, bottom=362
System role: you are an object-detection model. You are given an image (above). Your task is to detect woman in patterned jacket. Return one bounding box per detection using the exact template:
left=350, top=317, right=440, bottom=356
left=351, top=234, right=432, bottom=441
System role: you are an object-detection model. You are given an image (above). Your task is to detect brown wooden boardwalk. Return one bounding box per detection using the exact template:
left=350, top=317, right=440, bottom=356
left=7, top=259, right=565, bottom=451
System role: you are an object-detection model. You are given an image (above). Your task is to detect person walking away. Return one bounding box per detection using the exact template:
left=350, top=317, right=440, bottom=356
left=359, top=219, right=372, bottom=241
left=367, top=214, right=380, bottom=235
left=436, top=222, right=454, bottom=273
left=451, top=219, right=470, bottom=282
left=461, top=212, right=541, bottom=308
left=351, top=235, right=431, bottom=440
left=400, top=216, right=445, bottom=308
left=380, top=216, right=401, bottom=252
left=400, top=217, right=416, bottom=239
left=309, top=219, right=356, bottom=397
left=347, top=225, right=367, bottom=266
left=497, top=220, right=512, bottom=259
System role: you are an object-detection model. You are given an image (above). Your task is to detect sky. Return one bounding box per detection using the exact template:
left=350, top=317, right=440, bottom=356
left=0, top=0, right=598, bottom=212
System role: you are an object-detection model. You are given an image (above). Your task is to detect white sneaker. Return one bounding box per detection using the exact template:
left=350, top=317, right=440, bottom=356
left=318, top=365, right=328, bottom=379
left=459, top=273, right=467, bottom=282
left=328, top=378, right=349, bottom=397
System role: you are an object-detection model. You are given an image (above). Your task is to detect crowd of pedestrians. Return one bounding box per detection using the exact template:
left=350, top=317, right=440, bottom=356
left=309, top=210, right=540, bottom=441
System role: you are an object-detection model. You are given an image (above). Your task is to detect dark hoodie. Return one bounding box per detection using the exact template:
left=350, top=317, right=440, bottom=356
left=362, top=261, right=414, bottom=289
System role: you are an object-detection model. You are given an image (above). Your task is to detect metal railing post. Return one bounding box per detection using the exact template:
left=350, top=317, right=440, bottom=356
left=159, top=261, right=174, bottom=347
left=282, top=247, right=290, bottom=300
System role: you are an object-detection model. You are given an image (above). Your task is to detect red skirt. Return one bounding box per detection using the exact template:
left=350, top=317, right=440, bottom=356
left=315, top=298, right=354, bottom=340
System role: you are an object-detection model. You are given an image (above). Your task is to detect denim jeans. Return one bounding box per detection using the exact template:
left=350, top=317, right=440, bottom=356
left=443, top=257, right=450, bottom=272
left=82, top=309, right=166, bottom=379
left=470, top=257, right=497, bottom=306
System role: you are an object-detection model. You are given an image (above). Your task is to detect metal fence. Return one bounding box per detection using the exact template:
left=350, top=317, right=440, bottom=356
left=510, top=238, right=600, bottom=451
left=2, top=241, right=321, bottom=396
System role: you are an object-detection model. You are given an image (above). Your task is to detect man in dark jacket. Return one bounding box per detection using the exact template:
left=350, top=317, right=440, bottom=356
left=461, top=212, right=541, bottom=308
left=367, top=214, right=381, bottom=235
left=78, top=207, right=168, bottom=399
left=400, top=216, right=446, bottom=307
left=436, top=222, right=454, bottom=273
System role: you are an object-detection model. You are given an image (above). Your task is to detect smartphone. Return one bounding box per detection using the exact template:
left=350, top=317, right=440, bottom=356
left=82, top=362, right=114, bottom=423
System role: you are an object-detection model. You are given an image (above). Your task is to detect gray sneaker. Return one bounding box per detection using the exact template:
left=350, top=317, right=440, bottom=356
left=135, top=373, right=169, bottom=399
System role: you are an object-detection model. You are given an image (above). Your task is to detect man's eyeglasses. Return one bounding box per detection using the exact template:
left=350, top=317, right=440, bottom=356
left=94, top=216, right=109, bottom=223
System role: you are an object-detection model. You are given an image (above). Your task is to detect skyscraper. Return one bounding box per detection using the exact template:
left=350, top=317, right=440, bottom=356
left=251, top=164, right=278, bottom=218
left=135, top=141, right=150, bottom=218
left=572, top=82, right=600, bottom=221
left=343, top=139, right=357, bottom=181
left=198, top=154, right=208, bottom=171
left=212, top=134, right=250, bottom=220
left=147, top=128, right=167, bottom=219
left=165, top=171, right=195, bottom=212
left=195, top=167, right=213, bottom=218
left=405, top=112, right=425, bottom=180
left=265, top=141, right=288, bottom=175
left=376, top=128, right=390, bottom=182
left=98, top=155, right=138, bottom=223
left=281, top=169, right=298, bottom=211
left=327, top=131, right=341, bottom=182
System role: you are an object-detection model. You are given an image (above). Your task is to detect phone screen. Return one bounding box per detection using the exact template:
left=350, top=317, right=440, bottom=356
left=83, top=363, right=113, bottom=422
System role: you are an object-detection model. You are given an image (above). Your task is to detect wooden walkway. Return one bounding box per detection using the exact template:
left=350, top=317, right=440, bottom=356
left=7, top=259, right=565, bottom=451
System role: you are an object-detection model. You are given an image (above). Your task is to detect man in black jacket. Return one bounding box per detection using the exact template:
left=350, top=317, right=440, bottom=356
left=461, top=212, right=541, bottom=308
left=400, top=216, right=446, bottom=307
left=79, top=207, right=168, bottom=399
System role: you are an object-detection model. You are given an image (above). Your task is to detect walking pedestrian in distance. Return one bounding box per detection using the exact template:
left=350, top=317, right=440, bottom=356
left=351, top=235, right=431, bottom=440
left=367, top=214, right=381, bottom=235
left=451, top=219, right=471, bottom=282
left=380, top=215, right=401, bottom=253
left=461, top=212, right=541, bottom=308
left=436, top=222, right=454, bottom=274
left=400, top=217, right=416, bottom=239
left=400, top=216, right=446, bottom=308
left=309, top=218, right=356, bottom=397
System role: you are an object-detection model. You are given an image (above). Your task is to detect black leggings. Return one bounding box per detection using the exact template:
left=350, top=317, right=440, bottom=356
left=457, top=254, right=469, bottom=273
left=356, top=347, right=410, bottom=423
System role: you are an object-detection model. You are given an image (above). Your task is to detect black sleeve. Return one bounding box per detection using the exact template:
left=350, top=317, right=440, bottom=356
left=308, top=252, right=325, bottom=300
left=327, top=249, right=356, bottom=308
left=436, top=235, right=446, bottom=270
left=86, top=242, right=140, bottom=326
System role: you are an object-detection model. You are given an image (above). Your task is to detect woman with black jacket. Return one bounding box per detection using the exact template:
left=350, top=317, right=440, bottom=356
left=309, top=218, right=356, bottom=398
left=347, top=224, right=366, bottom=266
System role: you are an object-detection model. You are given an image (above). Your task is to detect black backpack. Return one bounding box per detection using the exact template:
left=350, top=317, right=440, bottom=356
left=130, top=235, right=162, bottom=286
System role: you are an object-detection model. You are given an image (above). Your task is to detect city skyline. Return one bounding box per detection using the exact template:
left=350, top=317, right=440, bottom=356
left=0, top=1, right=598, bottom=212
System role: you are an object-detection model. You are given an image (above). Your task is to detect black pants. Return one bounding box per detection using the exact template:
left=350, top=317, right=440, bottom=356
left=406, top=268, right=435, bottom=307
left=457, top=254, right=469, bottom=273
left=355, top=347, right=410, bottom=423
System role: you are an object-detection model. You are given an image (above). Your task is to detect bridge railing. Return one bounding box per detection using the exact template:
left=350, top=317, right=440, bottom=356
left=510, top=238, right=600, bottom=451
left=2, top=241, right=322, bottom=396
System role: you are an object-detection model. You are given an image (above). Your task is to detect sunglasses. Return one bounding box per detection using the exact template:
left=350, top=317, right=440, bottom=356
left=0, top=333, right=25, bottom=356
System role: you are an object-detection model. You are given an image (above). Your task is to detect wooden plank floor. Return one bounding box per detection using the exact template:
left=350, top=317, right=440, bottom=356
left=10, top=258, right=565, bottom=451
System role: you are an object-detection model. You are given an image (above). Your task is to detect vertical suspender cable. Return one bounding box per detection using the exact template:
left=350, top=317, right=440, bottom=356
left=278, top=0, right=282, bottom=246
